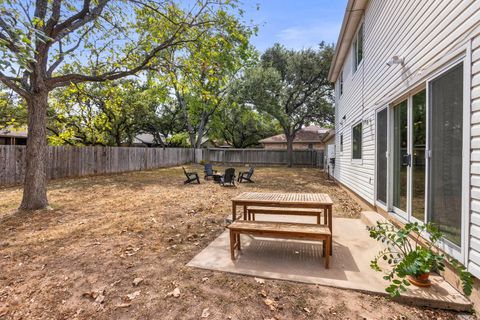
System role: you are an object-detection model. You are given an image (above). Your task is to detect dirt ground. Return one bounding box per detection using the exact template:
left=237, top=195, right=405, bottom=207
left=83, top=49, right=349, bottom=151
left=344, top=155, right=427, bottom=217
left=0, top=166, right=469, bottom=319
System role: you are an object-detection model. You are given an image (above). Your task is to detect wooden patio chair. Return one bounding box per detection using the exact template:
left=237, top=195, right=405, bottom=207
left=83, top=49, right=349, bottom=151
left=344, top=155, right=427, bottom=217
left=238, top=167, right=255, bottom=183
left=204, top=163, right=217, bottom=180
left=220, top=168, right=236, bottom=187
left=182, top=166, right=200, bottom=184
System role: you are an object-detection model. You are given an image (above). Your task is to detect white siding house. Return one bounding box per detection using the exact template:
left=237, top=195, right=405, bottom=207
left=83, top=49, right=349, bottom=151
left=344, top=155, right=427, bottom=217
left=329, top=0, right=480, bottom=277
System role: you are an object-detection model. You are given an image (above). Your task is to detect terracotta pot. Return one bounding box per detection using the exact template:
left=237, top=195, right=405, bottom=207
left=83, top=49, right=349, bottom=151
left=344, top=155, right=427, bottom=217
left=407, top=273, right=432, bottom=287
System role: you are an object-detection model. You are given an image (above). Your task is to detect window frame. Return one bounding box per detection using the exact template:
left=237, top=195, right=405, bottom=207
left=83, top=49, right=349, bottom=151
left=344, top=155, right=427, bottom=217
left=339, top=133, right=344, bottom=153
left=353, top=23, right=364, bottom=73
left=351, top=121, right=363, bottom=161
left=339, top=70, right=343, bottom=97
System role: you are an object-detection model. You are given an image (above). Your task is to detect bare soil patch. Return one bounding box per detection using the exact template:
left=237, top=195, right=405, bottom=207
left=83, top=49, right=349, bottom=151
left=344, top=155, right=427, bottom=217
left=0, top=166, right=464, bottom=319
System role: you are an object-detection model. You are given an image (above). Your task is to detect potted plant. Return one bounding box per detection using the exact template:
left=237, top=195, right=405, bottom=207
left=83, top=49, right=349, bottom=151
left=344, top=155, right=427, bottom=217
left=368, top=221, right=473, bottom=297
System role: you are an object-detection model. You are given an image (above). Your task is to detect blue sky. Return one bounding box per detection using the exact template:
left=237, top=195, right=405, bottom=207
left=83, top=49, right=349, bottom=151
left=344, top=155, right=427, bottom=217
left=242, top=0, right=348, bottom=52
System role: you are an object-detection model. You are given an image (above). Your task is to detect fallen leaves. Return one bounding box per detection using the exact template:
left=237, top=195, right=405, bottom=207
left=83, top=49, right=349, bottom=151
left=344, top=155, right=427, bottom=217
left=82, top=288, right=106, bottom=304
left=201, top=307, right=210, bottom=318
left=263, top=298, right=278, bottom=311
left=126, top=290, right=141, bottom=301
left=166, top=287, right=181, bottom=298
left=133, top=277, right=143, bottom=286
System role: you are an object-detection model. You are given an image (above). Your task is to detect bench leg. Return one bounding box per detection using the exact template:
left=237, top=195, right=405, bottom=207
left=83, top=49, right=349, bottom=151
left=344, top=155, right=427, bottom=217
left=230, top=231, right=236, bottom=260
left=325, top=237, right=331, bottom=269
left=237, top=233, right=241, bottom=251
left=322, top=240, right=326, bottom=257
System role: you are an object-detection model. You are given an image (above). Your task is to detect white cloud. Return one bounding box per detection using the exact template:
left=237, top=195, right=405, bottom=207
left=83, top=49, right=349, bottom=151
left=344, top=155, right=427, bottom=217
left=276, top=21, right=341, bottom=49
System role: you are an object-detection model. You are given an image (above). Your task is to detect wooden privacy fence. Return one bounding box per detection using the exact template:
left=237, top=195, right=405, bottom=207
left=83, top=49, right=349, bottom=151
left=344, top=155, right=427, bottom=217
left=0, top=146, right=194, bottom=186
left=202, top=148, right=324, bottom=168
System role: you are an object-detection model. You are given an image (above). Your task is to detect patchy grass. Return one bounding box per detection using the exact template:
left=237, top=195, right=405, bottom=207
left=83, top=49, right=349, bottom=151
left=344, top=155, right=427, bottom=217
left=0, top=166, right=461, bottom=319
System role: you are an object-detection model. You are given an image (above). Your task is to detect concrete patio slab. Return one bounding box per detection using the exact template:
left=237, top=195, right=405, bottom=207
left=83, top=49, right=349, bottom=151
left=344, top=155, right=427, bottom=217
left=187, top=215, right=472, bottom=311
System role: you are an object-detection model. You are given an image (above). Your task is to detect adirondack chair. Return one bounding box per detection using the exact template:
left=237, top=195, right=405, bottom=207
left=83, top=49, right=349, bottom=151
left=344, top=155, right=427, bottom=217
left=204, top=163, right=217, bottom=180
left=182, top=167, right=200, bottom=184
left=238, top=167, right=255, bottom=183
left=220, top=168, right=236, bottom=187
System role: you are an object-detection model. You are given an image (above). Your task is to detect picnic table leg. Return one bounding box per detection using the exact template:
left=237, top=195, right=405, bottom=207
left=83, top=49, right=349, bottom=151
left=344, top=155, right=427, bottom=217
left=323, top=206, right=327, bottom=225
left=232, top=202, right=237, bottom=221
left=243, top=205, right=247, bottom=220
left=237, top=233, right=241, bottom=251
left=325, top=236, right=331, bottom=268
left=230, top=231, right=235, bottom=260
left=328, top=205, right=333, bottom=255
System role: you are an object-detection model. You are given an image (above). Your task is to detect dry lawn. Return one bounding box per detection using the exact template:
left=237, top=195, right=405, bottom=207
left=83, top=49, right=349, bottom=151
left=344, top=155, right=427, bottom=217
left=0, top=166, right=466, bottom=319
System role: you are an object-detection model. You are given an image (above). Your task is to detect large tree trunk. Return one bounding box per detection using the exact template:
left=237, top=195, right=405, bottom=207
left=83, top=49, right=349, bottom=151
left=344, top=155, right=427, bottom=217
left=195, top=112, right=208, bottom=149
left=286, top=134, right=294, bottom=168
left=19, top=91, right=49, bottom=210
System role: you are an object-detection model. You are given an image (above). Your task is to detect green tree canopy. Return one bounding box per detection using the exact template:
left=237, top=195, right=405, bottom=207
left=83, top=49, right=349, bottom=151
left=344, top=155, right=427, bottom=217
left=0, top=0, right=250, bottom=210
left=238, top=43, right=334, bottom=166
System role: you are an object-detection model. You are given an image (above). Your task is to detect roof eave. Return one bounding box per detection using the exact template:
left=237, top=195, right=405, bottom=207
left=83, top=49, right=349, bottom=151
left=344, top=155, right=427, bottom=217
left=328, top=0, right=369, bottom=82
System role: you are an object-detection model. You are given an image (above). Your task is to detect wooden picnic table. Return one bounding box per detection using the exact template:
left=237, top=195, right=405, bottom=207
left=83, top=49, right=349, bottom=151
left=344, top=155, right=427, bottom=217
left=231, top=192, right=333, bottom=254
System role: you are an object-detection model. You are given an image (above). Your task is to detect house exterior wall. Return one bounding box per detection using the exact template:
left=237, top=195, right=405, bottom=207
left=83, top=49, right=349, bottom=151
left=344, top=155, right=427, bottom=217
left=262, top=143, right=325, bottom=150
left=469, top=34, right=480, bottom=277
left=333, top=0, right=480, bottom=275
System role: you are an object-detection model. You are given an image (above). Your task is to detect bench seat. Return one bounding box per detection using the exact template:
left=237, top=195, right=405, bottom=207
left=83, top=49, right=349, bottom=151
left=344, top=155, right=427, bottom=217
left=246, top=206, right=324, bottom=224
left=227, top=220, right=331, bottom=268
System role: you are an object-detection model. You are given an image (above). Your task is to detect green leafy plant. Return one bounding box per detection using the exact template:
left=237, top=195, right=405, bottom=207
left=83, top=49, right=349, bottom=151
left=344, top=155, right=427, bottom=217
left=369, top=221, right=473, bottom=297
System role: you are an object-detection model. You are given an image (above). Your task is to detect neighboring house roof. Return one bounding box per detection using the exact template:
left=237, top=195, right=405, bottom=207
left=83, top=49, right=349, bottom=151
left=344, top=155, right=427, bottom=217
left=328, top=0, right=369, bottom=82
left=0, top=127, right=28, bottom=138
left=322, top=129, right=335, bottom=143
left=259, top=126, right=330, bottom=144
left=132, top=133, right=156, bottom=145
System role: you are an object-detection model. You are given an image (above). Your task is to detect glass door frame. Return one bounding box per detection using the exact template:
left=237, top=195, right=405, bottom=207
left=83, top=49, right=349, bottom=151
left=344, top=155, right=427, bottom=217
left=382, top=58, right=468, bottom=262
left=387, top=86, right=428, bottom=224
left=424, top=58, right=468, bottom=261
left=374, top=106, right=389, bottom=211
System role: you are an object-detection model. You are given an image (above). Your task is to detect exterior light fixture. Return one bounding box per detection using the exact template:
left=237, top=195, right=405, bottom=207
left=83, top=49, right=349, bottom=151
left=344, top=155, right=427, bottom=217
left=386, top=55, right=404, bottom=67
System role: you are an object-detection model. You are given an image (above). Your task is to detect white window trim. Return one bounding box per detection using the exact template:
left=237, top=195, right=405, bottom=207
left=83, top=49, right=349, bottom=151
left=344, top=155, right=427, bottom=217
left=352, top=22, right=364, bottom=74
left=339, top=70, right=344, bottom=97
left=339, top=133, right=344, bottom=156
left=374, top=105, right=389, bottom=209
left=424, top=56, right=468, bottom=262
left=351, top=121, right=363, bottom=163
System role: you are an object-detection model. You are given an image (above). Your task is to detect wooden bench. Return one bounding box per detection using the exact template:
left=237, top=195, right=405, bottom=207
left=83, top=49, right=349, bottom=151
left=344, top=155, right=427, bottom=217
left=227, top=220, right=331, bottom=268
left=246, top=206, right=323, bottom=224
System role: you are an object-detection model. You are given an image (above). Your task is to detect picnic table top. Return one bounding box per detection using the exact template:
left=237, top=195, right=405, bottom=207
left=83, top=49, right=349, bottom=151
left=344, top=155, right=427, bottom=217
left=231, top=192, right=333, bottom=205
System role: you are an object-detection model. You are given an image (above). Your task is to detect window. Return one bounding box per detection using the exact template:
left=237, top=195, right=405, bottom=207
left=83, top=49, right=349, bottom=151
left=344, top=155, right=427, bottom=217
left=340, top=134, right=343, bottom=152
left=339, top=70, right=343, bottom=96
left=353, top=23, right=364, bottom=72
left=352, top=122, right=362, bottom=159
left=308, top=143, right=313, bottom=149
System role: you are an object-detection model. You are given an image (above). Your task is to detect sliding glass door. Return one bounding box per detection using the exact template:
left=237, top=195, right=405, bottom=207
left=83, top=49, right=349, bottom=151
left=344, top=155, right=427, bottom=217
left=391, top=90, right=426, bottom=220
left=428, top=63, right=464, bottom=247
left=381, top=61, right=464, bottom=254
left=411, top=91, right=426, bottom=221
left=392, top=100, right=408, bottom=215
left=376, top=108, right=388, bottom=205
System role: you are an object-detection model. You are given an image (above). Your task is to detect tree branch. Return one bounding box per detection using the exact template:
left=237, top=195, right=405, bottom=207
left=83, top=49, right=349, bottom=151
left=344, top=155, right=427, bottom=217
left=46, top=36, right=200, bottom=89
left=51, top=0, right=109, bottom=41
left=0, top=72, right=29, bottom=98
